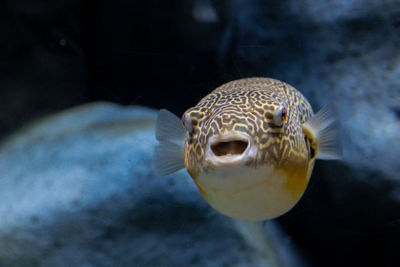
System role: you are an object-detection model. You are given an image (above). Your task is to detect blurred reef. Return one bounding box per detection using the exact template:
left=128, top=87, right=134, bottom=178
left=0, top=103, right=302, bottom=266
left=1, top=0, right=400, bottom=266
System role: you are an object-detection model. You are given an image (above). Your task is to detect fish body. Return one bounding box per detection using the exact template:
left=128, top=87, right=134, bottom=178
left=154, top=77, right=341, bottom=221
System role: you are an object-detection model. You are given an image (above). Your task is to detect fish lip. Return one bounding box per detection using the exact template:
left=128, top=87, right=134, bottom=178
left=205, top=134, right=256, bottom=166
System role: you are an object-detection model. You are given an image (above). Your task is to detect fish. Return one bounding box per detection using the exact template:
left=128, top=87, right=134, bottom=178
left=154, top=77, right=342, bottom=222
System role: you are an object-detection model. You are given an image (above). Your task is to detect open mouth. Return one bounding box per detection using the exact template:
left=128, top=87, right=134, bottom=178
left=211, top=140, right=249, bottom=156
left=206, top=135, right=255, bottom=166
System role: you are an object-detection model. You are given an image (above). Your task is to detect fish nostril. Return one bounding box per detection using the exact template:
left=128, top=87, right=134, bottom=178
left=211, top=140, right=249, bottom=156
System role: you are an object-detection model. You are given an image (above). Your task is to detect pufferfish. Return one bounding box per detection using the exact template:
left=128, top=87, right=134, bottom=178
left=154, top=77, right=341, bottom=221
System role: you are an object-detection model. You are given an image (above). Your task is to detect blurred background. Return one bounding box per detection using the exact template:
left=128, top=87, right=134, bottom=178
left=1, top=0, right=400, bottom=266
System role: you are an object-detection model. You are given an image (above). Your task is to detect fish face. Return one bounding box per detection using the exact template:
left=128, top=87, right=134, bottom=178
left=183, top=87, right=309, bottom=173
left=181, top=89, right=312, bottom=220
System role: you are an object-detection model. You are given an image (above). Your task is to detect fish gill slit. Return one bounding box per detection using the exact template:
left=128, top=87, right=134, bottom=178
left=305, top=136, right=315, bottom=159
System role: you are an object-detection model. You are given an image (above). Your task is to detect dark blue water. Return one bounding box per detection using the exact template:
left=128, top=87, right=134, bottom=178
left=1, top=1, right=400, bottom=266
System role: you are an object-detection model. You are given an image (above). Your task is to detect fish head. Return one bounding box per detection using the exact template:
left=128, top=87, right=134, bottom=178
left=181, top=87, right=312, bottom=221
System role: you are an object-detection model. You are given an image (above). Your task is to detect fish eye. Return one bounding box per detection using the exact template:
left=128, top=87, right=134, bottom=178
left=181, top=113, right=193, bottom=133
left=273, top=106, right=287, bottom=126
left=181, top=114, right=186, bottom=127
left=281, top=107, right=287, bottom=121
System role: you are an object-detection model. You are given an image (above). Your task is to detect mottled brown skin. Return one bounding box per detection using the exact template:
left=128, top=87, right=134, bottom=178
left=177, top=77, right=322, bottom=220
left=183, top=78, right=315, bottom=186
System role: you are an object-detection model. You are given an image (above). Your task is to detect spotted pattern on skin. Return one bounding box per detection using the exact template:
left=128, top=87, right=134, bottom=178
left=183, top=78, right=314, bottom=178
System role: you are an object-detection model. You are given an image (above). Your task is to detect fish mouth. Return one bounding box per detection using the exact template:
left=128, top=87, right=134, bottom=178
left=206, top=134, right=256, bottom=166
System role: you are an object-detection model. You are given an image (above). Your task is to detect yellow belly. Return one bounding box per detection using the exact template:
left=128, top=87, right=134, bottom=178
left=192, top=165, right=309, bottom=221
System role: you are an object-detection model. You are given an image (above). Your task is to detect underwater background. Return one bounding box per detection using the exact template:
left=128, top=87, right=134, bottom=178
left=1, top=0, right=400, bottom=266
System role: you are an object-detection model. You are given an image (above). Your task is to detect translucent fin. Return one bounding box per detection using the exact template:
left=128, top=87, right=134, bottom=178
left=234, top=220, right=269, bottom=255
left=303, top=104, right=343, bottom=160
left=153, top=109, right=186, bottom=176
left=156, top=109, right=186, bottom=145
left=233, top=220, right=281, bottom=265
left=154, top=141, right=185, bottom=176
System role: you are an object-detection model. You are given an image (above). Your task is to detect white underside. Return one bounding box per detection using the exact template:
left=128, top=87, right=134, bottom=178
left=196, top=164, right=301, bottom=221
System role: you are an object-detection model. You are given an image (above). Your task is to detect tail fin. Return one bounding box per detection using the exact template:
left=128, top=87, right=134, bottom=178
left=233, top=219, right=281, bottom=265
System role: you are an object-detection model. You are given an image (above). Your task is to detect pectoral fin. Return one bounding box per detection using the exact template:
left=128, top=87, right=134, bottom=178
left=302, top=104, right=343, bottom=160
left=153, top=109, right=186, bottom=176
